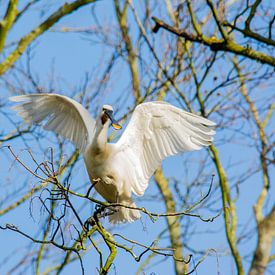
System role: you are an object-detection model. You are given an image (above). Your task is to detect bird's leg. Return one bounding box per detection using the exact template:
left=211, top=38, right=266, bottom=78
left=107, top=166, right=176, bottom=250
left=86, top=178, right=101, bottom=198
left=103, top=192, right=120, bottom=217
left=92, top=177, right=101, bottom=185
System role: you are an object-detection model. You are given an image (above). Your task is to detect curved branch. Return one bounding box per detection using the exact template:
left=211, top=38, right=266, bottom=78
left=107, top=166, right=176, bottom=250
left=0, top=0, right=98, bottom=75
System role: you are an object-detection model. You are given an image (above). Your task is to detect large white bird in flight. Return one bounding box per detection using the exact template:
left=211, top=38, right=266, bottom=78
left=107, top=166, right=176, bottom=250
left=10, top=94, right=216, bottom=224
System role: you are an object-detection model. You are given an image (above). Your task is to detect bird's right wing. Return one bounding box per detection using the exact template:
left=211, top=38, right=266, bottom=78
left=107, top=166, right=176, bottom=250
left=115, top=102, right=216, bottom=196
left=10, top=94, right=95, bottom=152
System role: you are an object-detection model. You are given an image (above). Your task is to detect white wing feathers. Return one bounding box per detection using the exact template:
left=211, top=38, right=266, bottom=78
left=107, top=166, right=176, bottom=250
left=10, top=94, right=95, bottom=152
left=116, top=102, right=216, bottom=196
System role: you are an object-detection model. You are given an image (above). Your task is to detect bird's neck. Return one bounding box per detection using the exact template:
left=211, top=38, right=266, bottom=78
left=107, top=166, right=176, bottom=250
left=91, top=120, right=109, bottom=154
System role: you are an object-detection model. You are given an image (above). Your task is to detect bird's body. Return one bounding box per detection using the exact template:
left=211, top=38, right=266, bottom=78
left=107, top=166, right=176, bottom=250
left=83, top=113, right=141, bottom=222
left=10, top=94, right=216, bottom=223
left=84, top=143, right=140, bottom=222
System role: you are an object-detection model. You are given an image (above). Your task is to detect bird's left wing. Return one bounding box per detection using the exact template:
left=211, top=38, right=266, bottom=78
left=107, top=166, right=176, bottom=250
left=10, top=94, right=95, bottom=152
left=115, top=102, right=216, bottom=196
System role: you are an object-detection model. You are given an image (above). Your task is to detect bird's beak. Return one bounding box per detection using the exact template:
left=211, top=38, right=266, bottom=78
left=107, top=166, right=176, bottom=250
left=105, top=110, right=122, bottom=130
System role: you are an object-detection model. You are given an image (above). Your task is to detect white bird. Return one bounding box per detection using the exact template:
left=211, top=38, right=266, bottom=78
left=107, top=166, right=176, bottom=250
left=10, top=94, right=216, bottom=224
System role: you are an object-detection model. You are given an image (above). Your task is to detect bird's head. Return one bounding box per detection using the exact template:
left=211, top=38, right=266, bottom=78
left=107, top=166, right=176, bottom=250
left=101, top=105, right=122, bottom=130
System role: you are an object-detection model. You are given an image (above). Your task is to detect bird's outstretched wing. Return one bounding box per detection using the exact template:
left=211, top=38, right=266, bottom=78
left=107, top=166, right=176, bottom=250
left=115, top=102, right=216, bottom=196
left=10, top=94, right=95, bottom=152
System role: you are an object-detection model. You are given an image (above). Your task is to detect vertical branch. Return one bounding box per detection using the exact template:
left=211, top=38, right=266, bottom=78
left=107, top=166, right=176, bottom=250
left=249, top=207, right=275, bottom=275
left=154, top=169, right=187, bottom=275
left=186, top=46, right=244, bottom=274
left=233, top=59, right=274, bottom=275
left=153, top=9, right=187, bottom=266
left=114, top=0, right=141, bottom=102
left=245, top=0, right=262, bottom=30
left=95, top=222, right=117, bottom=275
left=233, top=58, right=269, bottom=204
left=157, top=0, right=192, bottom=110
left=209, top=145, right=244, bottom=275
left=205, top=0, right=228, bottom=40
left=55, top=227, right=97, bottom=275
left=0, top=0, right=19, bottom=52
left=126, top=3, right=187, bottom=269
left=186, top=0, right=203, bottom=38
left=35, top=200, right=54, bottom=275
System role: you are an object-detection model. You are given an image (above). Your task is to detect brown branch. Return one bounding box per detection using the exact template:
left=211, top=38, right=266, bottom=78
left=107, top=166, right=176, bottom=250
left=186, top=0, right=203, bottom=37
left=223, top=21, right=275, bottom=47
left=151, top=17, right=275, bottom=67
left=206, top=0, right=228, bottom=40
left=269, top=15, right=275, bottom=39
left=245, top=0, right=262, bottom=30
left=64, top=181, right=220, bottom=222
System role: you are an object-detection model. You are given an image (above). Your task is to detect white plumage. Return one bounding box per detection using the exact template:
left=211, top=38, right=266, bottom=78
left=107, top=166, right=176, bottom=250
left=10, top=94, right=216, bottom=224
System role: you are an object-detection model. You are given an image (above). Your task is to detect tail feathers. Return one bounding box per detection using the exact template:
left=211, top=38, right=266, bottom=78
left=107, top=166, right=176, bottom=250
left=108, top=200, right=140, bottom=224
